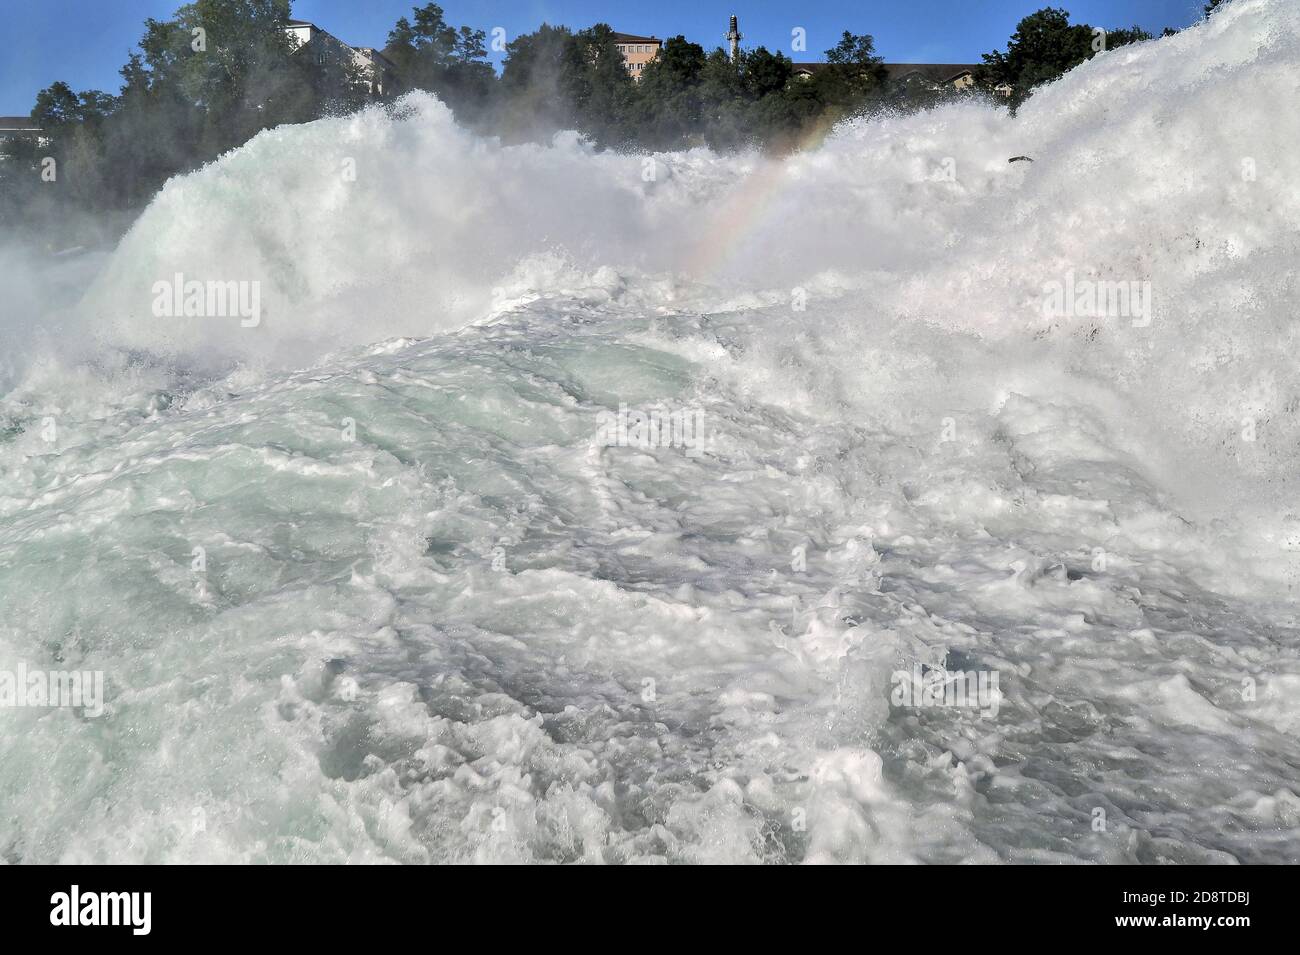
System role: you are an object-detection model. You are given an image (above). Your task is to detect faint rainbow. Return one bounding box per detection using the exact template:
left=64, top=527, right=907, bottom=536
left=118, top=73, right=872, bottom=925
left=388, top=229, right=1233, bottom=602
left=685, top=110, right=845, bottom=279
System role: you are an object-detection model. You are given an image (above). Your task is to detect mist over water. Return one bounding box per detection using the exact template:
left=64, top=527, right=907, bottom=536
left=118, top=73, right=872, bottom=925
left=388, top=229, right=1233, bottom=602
left=1, top=0, right=1298, bottom=863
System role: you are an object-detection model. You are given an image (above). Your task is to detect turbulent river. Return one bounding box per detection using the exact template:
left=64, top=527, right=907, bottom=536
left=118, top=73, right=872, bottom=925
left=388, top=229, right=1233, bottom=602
left=1, top=0, right=1298, bottom=862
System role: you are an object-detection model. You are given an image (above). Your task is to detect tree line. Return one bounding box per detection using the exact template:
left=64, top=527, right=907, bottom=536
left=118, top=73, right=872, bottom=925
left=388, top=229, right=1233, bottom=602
left=1, top=0, right=1207, bottom=244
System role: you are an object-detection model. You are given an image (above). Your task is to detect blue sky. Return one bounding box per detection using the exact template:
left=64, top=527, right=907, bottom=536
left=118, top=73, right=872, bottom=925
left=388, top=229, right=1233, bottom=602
left=0, top=0, right=1207, bottom=115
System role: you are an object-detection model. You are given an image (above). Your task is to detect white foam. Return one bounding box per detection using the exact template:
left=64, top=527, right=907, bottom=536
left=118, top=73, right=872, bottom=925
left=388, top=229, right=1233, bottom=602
left=1, top=0, right=1297, bottom=863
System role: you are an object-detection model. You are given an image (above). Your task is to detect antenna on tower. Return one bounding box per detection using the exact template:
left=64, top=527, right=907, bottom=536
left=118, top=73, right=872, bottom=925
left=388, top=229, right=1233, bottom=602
left=727, top=14, right=742, bottom=63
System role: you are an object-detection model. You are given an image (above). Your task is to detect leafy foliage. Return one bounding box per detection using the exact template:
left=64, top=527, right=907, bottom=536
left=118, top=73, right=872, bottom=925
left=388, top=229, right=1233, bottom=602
left=975, top=7, right=1161, bottom=106
left=1, top=2, right=1179, bottom=243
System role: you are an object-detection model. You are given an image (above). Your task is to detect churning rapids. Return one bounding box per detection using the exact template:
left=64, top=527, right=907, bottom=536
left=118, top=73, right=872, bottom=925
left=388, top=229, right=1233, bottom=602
left=2, top=0, right=1299, bottom=863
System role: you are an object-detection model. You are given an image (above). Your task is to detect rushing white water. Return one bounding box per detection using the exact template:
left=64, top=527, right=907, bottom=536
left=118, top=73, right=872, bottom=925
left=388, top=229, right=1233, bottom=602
left=1, top=0, right=1298, bottom=863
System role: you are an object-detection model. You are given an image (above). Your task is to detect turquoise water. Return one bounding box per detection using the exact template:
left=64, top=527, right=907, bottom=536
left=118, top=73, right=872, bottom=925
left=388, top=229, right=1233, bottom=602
left=1, top=0, right=1297, bottom=863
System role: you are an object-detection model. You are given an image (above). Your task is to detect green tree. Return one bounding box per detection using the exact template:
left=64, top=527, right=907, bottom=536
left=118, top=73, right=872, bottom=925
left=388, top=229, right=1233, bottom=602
left=633, top=36, right=707, bottom=147
left=492, top=21, right=636, bottom=145
left=1104, top=25, right=1154, bottom=48
left=494, top=23, right=576, bottom=136
left=3, top=0, right=333, bottom=234
left=742, top=47, right=794, bottom=99
left=499, top=23, right=573, bottom=92
left=384, top=4, right=493, bottom=118
left=168, top=0, right=315, bottom=154
left=815, top=31, right=887, bottom=110
left=31, top=82, right=88, bottom=128
left=976, top=8, right=1095, bottom=105
left=565, top=24, right=636, bottom=146
left=695, top=48, right=748, bottom=148
left=977, top=8, right=1164, bottom=106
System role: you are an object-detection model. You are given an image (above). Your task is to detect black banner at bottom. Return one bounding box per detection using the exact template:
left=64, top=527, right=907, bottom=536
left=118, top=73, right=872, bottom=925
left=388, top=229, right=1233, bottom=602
left=0, top=865, right=1283, bottom=940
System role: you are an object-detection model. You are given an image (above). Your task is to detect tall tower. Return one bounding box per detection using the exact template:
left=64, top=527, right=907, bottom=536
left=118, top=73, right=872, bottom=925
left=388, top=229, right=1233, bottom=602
left=727, top=15, right=742, bottom=63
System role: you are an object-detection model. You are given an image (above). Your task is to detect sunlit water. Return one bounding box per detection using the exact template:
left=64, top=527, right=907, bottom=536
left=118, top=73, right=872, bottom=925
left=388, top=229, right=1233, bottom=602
left=1, top=0, right=1297, bottom=863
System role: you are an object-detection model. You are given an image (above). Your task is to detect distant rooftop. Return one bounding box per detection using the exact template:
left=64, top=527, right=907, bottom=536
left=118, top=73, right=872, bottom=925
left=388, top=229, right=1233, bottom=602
left=612, top=33, right=662, bottom=45
left=0, top=116, right=40, bottom=130
left=884, top=63, right=981, bottom=82
left=793, top=62, right=981, bottom=82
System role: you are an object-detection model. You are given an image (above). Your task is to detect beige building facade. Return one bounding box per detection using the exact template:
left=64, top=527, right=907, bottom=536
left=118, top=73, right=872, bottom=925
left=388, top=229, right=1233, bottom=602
left=613, top=33, right=663, bottom=80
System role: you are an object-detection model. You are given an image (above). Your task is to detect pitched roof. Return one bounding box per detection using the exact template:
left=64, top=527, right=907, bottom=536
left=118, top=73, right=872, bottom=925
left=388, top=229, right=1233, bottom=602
left=354, top=46, right=397, bottom=68
left=793, top=62, right=980, bottom=84
left=0, top=116, right=40, bottom=130
left=612, top=33, right=661, bottom=45
left=883, top=63, right=980, bottom=83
